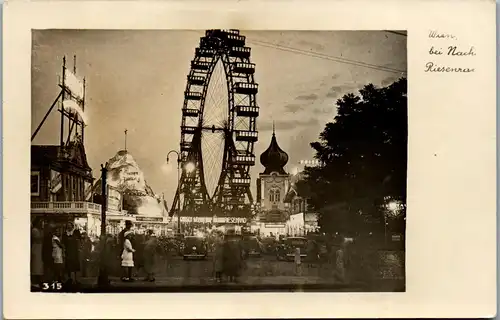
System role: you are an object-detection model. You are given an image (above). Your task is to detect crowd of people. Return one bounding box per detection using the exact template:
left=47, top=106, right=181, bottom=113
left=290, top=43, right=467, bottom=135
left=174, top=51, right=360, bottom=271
left=31, top=218, right=385, bottom=288
left=30, top=218, right=93, bottom=288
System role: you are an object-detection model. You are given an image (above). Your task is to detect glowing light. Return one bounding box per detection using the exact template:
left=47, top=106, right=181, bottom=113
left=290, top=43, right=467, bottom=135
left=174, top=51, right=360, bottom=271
left=185, top=162, right=196, bottom=173
left=195, top=230, right=204, bottom=238
left=387, top=201, right=398, bottom=212
left=64, top=70, right=84, bottom=100
left=63, top=100, right=88, bottom=124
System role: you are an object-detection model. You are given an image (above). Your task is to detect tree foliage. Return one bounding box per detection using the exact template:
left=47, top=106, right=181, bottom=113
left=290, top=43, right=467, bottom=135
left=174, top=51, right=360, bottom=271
left=302, top=78, right=407, bottom=235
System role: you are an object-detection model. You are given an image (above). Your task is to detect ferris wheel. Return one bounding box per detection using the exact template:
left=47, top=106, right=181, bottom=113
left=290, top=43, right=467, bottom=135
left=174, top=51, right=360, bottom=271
left=170, top=29, right=259, bottom=218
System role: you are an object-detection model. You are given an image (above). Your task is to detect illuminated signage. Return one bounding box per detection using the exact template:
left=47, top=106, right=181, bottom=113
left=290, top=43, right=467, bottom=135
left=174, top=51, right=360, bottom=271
left=107, top=185, right=122, bottom=211
left=64, top=70, right=84, bottom=100
left=84, top=181, right=93, bottom=200
left=136, top=216, right=164, bottom=223
left=50, top=170, right=62, bottom=194
left=264, top=224, right=286, bottom=228
left=213, top=217, right=246, bottom=224
left=178, top=216, right=247, bottom=224
left=180, top=217, right=211, bottom=223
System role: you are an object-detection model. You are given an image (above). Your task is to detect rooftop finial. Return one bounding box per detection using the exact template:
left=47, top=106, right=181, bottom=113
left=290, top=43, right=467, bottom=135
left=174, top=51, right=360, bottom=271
left=272, top=121, right=275, bottom=136
left=124, top=129, right=128, bottom=151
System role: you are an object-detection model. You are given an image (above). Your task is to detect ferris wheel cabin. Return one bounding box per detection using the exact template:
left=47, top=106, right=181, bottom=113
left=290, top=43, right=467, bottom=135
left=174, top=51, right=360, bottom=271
left=232, top=62, right=256, bottom=74
left=182, top=108, right=199, bottom=117
left=195, top=48, right=216, bottom=58
left=236, top=105, right=259, bottom=117
left=231, top=154, right=256, bottom=166
left=187, top=75, right=205, bottom=86
left=235, top=130, right=258, bottom=142
left=231, top=177, right=252, bottom=186
left=230, top=46, right=251, bottom=58
left=226, top=34, right=246, bottom=47
left=234, top=82, right=258, bottom=95
left=205, top=29, right=240, bottom=37
left=184, top=91, right=202, bottom=101
left=191, top=60, right=211, bottom=71
left=181, top=126, right=197, bottom=134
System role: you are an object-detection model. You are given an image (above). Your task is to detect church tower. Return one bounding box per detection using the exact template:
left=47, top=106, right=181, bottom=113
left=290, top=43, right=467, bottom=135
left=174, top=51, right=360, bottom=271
left=256, top=126, right=290, bottom=222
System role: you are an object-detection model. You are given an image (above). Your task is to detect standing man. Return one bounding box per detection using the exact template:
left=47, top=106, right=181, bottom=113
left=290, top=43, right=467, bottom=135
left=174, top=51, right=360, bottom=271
left=62, top=221, right=81, bottom=286
left=143, top=229, right=158, bottom=282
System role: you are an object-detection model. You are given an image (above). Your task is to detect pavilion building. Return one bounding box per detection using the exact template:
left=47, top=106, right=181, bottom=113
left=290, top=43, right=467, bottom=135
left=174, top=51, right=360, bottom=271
left=254, top=128, right=290, bottom=237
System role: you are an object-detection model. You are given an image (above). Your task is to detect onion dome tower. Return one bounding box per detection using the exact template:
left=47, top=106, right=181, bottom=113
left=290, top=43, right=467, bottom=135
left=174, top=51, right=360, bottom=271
left=260, top=124, right=289, bottom=175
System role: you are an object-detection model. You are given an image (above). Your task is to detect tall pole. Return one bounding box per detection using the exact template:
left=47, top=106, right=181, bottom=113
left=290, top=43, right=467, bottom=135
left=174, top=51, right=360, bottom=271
left=82, top=77, right=86, bottom=143
left=98, top=163, right=109, bottom=286
left=167, top=150, right=181, bottom=234
left=384, top=214, right=387, bottom=247
left=100, top=163, right=108, bottom=236
left=177, top=158, right=181, bottom=234
left=31, top=91, right=63, bottom=142
left=60, top=56, right=66, bottom=148
left=124, top=129, right=128, bottom=151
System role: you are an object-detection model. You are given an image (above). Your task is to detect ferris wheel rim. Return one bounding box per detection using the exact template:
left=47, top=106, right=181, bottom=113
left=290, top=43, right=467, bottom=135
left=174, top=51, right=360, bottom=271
left=174, top=30, right=260, bottom=217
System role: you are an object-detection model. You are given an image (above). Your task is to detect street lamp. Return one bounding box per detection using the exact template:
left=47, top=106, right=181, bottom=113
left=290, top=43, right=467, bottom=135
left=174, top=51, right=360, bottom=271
left=185, top=161, right=196, bottom=174
left=98, top=162, right=109, bottom=287
left=167, top=150, right=181, bottom=234
left=387, top=201, right=398, bottom=212
left=384, top=200, right=401, bottom=246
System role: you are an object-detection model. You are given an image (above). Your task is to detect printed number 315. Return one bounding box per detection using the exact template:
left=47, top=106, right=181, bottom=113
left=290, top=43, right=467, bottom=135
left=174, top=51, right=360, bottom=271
left=42, top=282, right=62, bottom=290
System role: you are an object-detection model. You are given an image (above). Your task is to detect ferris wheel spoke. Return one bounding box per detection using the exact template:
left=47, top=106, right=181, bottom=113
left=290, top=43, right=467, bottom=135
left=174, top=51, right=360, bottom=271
left=212, top=67, right=228, bottom=125
left=200, top=131, right=225, bottom=198
left=204, top=62, right=228, bottom=128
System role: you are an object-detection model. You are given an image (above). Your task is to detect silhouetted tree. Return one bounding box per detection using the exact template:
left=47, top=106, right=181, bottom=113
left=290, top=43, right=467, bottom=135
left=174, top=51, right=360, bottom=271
left=302, top=78, right=407, bottom=235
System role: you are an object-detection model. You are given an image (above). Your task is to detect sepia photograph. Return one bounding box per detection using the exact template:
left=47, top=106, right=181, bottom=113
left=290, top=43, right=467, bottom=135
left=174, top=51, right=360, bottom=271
left=30, top=29, right=407, bottom=293
left=1, top=0, right=495, bottom=318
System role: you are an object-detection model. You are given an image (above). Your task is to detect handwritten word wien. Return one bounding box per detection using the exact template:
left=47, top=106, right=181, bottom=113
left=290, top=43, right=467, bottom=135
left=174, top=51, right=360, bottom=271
left=428, top=30, right=457, bottom=40
left=425, top=31, right=475, bottom=73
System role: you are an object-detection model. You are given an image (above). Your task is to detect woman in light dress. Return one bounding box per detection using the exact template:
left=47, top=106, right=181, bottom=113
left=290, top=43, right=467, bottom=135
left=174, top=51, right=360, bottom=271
left=52, top=228, right=64, bottom=282
left=121, top=231, right=136, bottom=282
left=143, top=230, right=158, bottom=282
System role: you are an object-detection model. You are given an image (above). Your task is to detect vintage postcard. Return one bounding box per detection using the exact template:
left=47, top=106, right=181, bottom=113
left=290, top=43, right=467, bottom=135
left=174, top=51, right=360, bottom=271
left=3, top=0, right=497, bottom=319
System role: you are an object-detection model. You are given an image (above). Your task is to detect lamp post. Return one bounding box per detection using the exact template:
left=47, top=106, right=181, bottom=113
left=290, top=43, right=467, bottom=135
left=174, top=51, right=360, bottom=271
left=167, top=150, right=181, bottom=234
left=98, top=162, right=109, bottom=286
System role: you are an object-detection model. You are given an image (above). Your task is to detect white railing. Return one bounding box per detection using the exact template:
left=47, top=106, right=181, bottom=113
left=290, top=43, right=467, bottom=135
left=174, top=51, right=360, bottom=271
left=31, top=201, right=102, bottom=214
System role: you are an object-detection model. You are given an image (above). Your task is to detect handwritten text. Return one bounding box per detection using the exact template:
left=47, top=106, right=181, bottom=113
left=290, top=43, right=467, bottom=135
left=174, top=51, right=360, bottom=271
left=425, top=31, right=476, bottom=73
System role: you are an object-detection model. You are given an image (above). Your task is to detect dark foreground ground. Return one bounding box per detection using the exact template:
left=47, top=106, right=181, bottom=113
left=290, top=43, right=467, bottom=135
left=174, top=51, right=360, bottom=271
left=33, top=254, right=404, bottom=293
